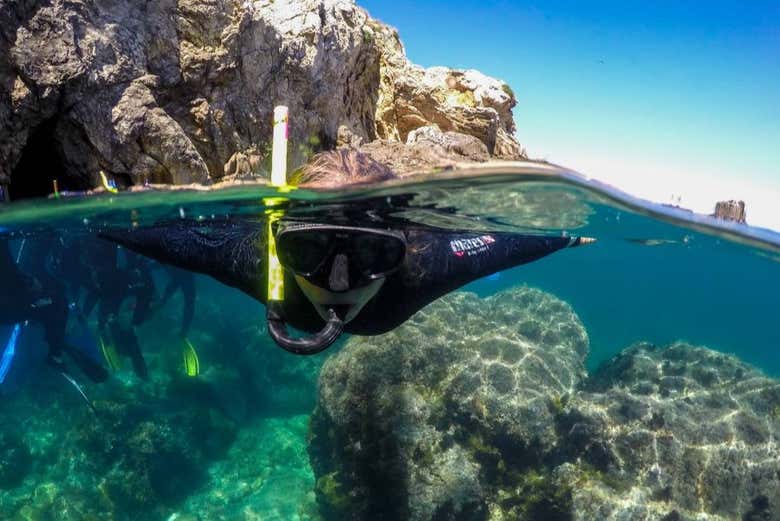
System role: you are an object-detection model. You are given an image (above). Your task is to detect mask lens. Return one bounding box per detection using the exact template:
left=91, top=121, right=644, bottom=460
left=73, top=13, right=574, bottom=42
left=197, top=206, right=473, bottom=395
left=351, top=234, right=406, bottom=276
left=277, top=226, right=406, bottom=280
left=277, top=232, right=332, bottom=275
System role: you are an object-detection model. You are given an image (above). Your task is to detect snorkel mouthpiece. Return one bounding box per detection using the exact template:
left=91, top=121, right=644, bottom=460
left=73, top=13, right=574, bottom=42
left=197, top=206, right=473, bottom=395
left=266, top=302, right=344, bottom=355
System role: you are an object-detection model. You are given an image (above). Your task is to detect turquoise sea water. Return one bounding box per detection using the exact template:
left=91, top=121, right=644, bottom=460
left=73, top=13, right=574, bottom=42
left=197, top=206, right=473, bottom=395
left=0, top=165, right=779, bottom=520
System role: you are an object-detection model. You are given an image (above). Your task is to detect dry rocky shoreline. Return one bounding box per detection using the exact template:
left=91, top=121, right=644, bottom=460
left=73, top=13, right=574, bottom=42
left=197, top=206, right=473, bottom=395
left=0, top=0, right=523, bottom=201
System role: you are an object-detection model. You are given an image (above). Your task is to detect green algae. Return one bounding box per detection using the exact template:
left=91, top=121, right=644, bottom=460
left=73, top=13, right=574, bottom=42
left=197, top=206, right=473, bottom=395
left=315, top=472, right=352, bottom=513
left=575, top=464, right=631, bottom=493
left=549, top=393, right=570, bottom=416
left=496, top=469, right=573, bottom=521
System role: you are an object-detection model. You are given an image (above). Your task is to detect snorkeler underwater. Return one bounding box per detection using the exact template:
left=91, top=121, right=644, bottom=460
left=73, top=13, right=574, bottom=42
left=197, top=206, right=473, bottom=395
left=98, top=203, right=594, bottom=354
left=1, top=1, right=779, bottom=520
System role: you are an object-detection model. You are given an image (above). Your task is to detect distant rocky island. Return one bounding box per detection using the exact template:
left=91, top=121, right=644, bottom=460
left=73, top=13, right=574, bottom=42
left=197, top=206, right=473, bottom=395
left=0, top=0, right=522, bottom=201
left=712, top=200, right=747, bottom=224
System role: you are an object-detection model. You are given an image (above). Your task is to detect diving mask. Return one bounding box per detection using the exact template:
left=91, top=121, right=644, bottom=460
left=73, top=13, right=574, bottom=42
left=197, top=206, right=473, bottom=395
left=275, top=222, right=407, bottom=291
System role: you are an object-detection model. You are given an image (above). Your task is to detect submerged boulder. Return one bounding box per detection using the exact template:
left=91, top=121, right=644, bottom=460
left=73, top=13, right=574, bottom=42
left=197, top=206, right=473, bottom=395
left=310, top=295, right=780, bottom=521
left=79, top=397, right=238, bottom=515
left=0, top=0, right=524, bottom=198
left=309, top=286, right=589, bottom=520
left=560, top=342, right=780, bottom=521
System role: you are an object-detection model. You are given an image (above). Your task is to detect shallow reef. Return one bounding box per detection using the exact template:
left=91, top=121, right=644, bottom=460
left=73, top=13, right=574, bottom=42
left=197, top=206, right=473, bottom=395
left=566, top=342, right=780, bottom=521
left=312, top=286, right=780, bottom=521
left=0, top=290, right=326, bottom=521
left=178, top=415, right=317, bottom=521
left=1, top=285, right=778, bottom=521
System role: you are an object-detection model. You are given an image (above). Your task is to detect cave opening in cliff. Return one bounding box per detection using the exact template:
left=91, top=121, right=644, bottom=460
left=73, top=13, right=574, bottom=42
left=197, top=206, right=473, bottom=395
left=9, top=118, right=68, bottom=200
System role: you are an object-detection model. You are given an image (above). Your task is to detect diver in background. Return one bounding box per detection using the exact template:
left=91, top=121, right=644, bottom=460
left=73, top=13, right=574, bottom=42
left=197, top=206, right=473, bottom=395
left=158, top=266, right=196, bottom=340
left=100, top=150, right=595, bottom=354
left=0, top=239, right=109, bottom=382
left=81, top=240, right=155, bottom=379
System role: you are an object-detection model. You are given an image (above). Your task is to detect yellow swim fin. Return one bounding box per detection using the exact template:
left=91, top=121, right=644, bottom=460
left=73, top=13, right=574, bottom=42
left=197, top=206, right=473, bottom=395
left=99, top=337, right=122, bottom=372
left=99, top=170, right=118, bottom=194
left=182, top=339, right=200, bottom=377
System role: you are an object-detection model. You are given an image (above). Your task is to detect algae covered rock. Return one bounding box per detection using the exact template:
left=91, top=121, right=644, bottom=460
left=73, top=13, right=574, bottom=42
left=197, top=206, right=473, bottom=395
left=309, top=295, right=780, bottom=521
left=79, top=393, right=238, bottom=514
left=560, top=342, right=780, bottom=521
left=309, top=286, right=589, bottom=520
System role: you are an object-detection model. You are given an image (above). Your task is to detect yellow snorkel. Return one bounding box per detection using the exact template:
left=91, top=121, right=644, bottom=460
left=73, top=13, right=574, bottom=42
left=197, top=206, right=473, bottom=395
left=266, top=105, right=290, bottom=303
left=99, top=170, right=119, bottom=194
left=264, top=106, right=344, bottom=354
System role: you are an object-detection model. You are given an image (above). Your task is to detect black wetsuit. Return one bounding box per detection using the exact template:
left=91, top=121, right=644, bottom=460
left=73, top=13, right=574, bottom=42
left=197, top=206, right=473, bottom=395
left=159, top=266, right=196, bottom=338
left=0, top=240, right=67, bottom=350
left=82, top=242, right=154, bottom=379
left=0, top=240, right=108, bottom=382
left=100, top=218, right=581, bottom=337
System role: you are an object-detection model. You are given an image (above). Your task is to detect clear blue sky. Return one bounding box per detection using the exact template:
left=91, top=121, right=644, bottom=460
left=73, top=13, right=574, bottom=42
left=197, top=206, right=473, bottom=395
left=360, top=0, right=780, bottom=229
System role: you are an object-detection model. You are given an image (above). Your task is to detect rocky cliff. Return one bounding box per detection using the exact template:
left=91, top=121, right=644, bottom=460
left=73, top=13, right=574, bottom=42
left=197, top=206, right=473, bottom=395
left=0, top=0, right=523, bottom=199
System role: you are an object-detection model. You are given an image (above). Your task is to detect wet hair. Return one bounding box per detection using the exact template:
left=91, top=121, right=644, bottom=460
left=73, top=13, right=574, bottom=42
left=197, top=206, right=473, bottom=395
left=290, top=149, right=397, bottom=188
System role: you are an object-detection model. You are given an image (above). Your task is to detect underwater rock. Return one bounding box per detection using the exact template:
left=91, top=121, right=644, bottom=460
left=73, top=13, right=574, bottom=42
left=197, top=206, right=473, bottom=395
left=180, top=415, right=318, bottom=521
left=560, top=342, right=780, bottom=521
left=309, top=286, right=589, bottom=520
left=311, top=300, right=780, bottom=521
left=80, top=397, right=238, bottom=515
left=0, top=432, right=32, bottom=490
left=0, top=0, right=523, bottom=197
left=712, top=200, right=747, bottom=224
left=0, top=379, right=240, bottom=520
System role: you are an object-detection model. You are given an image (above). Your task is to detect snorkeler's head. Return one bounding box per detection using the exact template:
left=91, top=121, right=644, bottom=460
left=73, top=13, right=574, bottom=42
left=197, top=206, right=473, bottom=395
left=289, top=149, right=397, bottom=188
left=276, top=222, right=406, bottom=322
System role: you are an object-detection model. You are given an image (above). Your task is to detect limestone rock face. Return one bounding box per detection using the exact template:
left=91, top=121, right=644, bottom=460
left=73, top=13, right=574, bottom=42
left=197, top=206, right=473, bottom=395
left=0, top=0, right=524, bottom=197
left=355, top=124, right=491, bottom=175
left=406, top=125, right=490, bottom=161
left=371, top=29, right=524, bottom=159
left=309, top=286, right=589, bottom=520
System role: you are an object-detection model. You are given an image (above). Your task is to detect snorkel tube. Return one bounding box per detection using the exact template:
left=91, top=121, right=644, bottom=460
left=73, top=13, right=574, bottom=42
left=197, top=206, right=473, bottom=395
left=266, top=305, right=343, bottom=355
left=264, top=106, right=344, bottom=354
